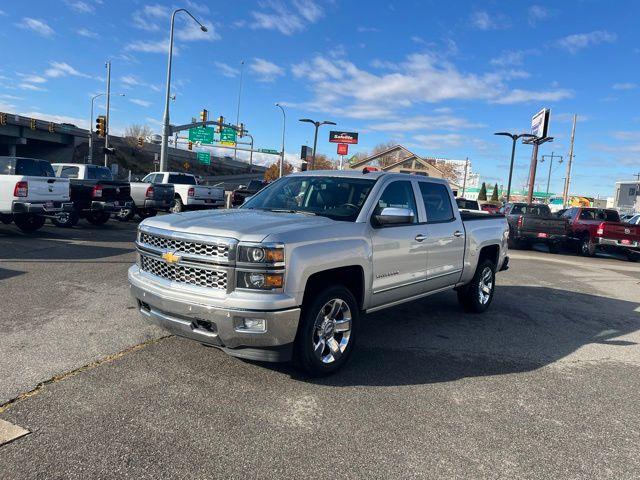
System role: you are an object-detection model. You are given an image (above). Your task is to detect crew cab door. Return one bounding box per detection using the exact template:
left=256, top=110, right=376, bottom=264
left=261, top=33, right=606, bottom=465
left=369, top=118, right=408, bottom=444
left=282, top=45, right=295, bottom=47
left=416, top=180, right=465, bottom=290
left=369, top=179, right=428, bottom=308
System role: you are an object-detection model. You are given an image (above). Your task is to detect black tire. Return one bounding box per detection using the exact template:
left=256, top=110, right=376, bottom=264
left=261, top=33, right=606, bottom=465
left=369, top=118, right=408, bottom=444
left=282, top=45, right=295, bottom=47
left=626, top=250, right=639, bottom=262
left=457, top=259, right=496, bottom=313
left=115, top=207, right=135, bottom=222
left=14, top=215, right=46, bottom=233
left=170, top=196, right=184, bottom=213
left=548, top=242, right=561, bottom=254
left=137, top=209, right=157, bottom=220
left=51, top=211, right=79, bottom=228
left=579, top=235, right=595, bottom=257
left=293, top=286, right=359, bottom=376
left=85, top=211, right=111, bottom=226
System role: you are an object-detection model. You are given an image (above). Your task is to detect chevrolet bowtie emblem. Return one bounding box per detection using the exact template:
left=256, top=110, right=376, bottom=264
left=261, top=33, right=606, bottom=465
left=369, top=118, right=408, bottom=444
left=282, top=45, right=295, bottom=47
left=162, top=251, right=181, bottom=264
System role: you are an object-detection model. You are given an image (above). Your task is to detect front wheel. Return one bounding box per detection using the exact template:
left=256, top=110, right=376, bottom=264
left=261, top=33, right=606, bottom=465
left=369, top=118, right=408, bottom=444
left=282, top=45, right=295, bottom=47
left=457, top=259, right=496, bottom=313
left=293, top=286, right=359, bottom=376
left=14, top=215, right=46, bottom=233
left=579, top=235, right=595, bottom=257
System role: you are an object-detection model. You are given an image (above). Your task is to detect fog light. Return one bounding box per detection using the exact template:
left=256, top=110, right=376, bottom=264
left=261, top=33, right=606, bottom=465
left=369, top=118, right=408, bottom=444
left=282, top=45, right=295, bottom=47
left=236, top=318, right=266, bottom=333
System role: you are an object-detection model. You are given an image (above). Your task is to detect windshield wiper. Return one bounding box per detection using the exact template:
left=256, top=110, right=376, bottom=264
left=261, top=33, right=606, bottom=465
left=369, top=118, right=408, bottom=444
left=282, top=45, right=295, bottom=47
left=268, top=209, right=317, bottom=216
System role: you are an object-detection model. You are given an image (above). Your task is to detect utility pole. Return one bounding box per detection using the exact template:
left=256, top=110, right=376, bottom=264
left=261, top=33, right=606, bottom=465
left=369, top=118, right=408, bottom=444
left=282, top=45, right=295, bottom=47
left=233, top=60, right=245, bottom=162
left=461, top=157, right=468, bottom=197
left=562, top=114, right=577, bottom=207
left=103, top=60, right=111, bottom=167
left=540, top=152, right=563, bottom=199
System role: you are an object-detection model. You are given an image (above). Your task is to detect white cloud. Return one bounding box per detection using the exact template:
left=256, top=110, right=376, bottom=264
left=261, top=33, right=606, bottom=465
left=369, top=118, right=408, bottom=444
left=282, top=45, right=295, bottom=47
left=557, top=30, right=617, bottom=54
left=492, top=88, right=573, bottom=104
left=64, top=1, right=94, bottom=13
left=16, top=18, right=55, bottom=37
left=368, top=115, right=484, bottom=132
left=470, top=11, right=510, bottom=30
left=130, top=98, right=153, bottom=108
left=250, top=58, right=284, bottom=82
left=0, top=9, right=7, bottom=16
left=527, top=5, right=552, bottom=26
left=412, top=133, right=465, bottom=150
left=132, top=4, right=169, bottom=31
left=19, top=84, right=47, bottom=92
left=490, top=50, right=525, bottom=67
left=77, top=28, right=99, bottom=38
left=251, top=0, right=324, bottom=35
left=45, top=62, right=90, bottom=79
left=125, top=39, right=172, bottom=54
left=175, top=21, right=219, bottom=42
left=612, top=82, right=637, bottom=91
left=17, top=73, right=47, bottom=84
left=213, top=61, right=240, bottom=78
left=120, top=75, right=143, bottom=87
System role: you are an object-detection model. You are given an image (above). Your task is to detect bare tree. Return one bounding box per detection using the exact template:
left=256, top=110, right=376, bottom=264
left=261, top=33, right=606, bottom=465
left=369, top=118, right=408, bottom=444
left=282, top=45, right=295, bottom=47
left=124, top=124, right=152, bottom=147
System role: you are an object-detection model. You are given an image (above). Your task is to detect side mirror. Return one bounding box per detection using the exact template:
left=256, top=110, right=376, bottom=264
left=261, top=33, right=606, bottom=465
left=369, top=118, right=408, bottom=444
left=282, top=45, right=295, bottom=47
left=374, top=207, right=415, bottom=226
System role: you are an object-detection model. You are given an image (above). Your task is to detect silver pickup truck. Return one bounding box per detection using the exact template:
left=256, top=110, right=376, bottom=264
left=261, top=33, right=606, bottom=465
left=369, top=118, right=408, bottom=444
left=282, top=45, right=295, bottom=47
left=129, top=171, right=509, bottom=375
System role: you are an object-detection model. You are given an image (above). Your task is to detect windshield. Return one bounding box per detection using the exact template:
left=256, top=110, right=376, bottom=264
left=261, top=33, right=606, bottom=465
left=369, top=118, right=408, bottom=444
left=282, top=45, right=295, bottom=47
left=247, top=180, right=264, bottom=190
left=242, top=175, right=376, bottom=221
left=579, top=209, right=620, bottom=222
left=510, top=204, right=551, bottom=216
left=168, top=174, right=197, bottom=185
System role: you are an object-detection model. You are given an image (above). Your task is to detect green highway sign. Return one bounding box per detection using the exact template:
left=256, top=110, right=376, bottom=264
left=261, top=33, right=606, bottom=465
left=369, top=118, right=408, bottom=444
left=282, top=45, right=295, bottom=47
left=259, top=148, right=279, bottom=154
left=188, top=126, right=214, bottom=144
left=220, top=126, right=237, bottom=146
left=197, top=151, right=211, bottom=165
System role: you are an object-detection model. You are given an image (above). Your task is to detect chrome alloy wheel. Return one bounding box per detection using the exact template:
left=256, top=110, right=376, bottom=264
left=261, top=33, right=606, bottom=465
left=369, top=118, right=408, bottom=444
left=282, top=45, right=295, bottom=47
left=478, top=267, right=494, bottom=305
left=312, top=298, right=352, bottom=364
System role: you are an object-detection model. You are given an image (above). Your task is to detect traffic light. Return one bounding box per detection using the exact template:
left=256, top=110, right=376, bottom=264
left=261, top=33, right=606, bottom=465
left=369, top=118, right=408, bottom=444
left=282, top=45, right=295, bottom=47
left=238, top=123, right=245, bottom=137
left=95, top=116, right=106, bottom=137
left=30, top=118, right=37, bottom=130
left=0, top=113, right=7, bottom=125
left=200, top=109, right=208, bottom=123
left=48, top=123, right=55, bottom=133
left=137, top=137, right=144, bottom=147
left=216, top=115, right=224, bottom=133
left=188, top=141, right=193, bottom=151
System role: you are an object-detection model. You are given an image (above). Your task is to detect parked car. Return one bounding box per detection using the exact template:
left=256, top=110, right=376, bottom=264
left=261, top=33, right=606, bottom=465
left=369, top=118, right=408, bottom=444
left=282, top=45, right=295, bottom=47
left=0, top=157, right=73, bottom=232
left=129, top=171, right=509, bottom=375
left=560, top=207, right=640, bottom=260
left=142, top=171, right=225, bottom=213
left=51, top=163, right=133, bottom=227
left=502, top=202, right=568, bottom=253
left=231, top=180, right=268, bottom=207
left=479, top=202, right=501, bottom=214
left=455, top=198, right=487, bottom=214
left=128, top=177, right=175, bottom=221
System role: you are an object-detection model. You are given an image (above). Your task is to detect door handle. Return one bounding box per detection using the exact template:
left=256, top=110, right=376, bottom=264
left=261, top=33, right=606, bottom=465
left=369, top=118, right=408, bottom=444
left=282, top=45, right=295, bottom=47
left=453, top=231, right=464, bottom=237
left=415, top=234, right=427, bottom=242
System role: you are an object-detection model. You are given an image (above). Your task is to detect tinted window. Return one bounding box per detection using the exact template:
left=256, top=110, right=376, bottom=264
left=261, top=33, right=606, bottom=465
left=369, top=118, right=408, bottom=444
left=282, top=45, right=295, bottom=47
left=456, top=198, right=479, bottom=210
left=59, top=166, right=79, bottom=178
left=87, top=166, right=97, bottom=180
left=247, top=180, right=265, bottom=190
left=510, top=204, right=550, bottom=216
left=168, top=174, right=197, bottom=185
left=0, top=158, right=17, bottom=175
left=94, top=166, right=113, bottom=180
left=419, top=182, right=454, bottom=223
left=11, top=158, right=54, bottom=177
left=375, top=181, right=418, bottom=223
left=579, top=209, right=619, bottom=221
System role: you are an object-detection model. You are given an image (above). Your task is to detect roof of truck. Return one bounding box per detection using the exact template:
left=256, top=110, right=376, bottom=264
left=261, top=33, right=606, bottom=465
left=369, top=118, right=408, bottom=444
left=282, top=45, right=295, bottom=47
left=291, top=169, right=449, bottom=184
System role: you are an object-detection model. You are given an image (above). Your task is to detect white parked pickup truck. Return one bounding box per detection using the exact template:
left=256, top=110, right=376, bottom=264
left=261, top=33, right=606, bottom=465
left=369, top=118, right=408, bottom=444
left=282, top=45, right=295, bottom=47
left=141, top=172, right=225, bottom=213
left=129, top=170, right=509, bottom=375
left=0, top=156, right=72, bottom=232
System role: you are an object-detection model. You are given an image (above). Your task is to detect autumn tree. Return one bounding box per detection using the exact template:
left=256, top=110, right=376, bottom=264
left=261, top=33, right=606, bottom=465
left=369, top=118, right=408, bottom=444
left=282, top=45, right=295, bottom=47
left=124, top=124, right=152, bottom=147
left=311, top=153, right=337, bottom=170
left=478, top=182, right=487, bottom=201
left=425, top=159, right=459, bottom=182
left=264, top=161, right=293, bottom=182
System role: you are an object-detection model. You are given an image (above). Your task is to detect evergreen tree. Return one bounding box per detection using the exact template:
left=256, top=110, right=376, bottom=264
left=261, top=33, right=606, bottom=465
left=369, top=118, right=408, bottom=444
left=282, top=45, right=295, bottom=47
left=491, top=183, right=499, bottom=202
left=478, top=182, right=487, bottom=201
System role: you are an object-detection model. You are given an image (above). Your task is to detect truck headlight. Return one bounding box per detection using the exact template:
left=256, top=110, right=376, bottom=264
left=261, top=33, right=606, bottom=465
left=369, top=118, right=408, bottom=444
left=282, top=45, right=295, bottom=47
left=238, top=245, right=284, bottom=264
left=237, top=271, right=284, bottom=290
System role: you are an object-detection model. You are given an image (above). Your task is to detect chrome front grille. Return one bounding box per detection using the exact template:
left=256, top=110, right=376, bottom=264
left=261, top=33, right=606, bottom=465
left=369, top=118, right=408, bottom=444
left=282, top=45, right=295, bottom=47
left=140, top=255, right=227, bottom=290
left=139, top=231, right=230, bottom=262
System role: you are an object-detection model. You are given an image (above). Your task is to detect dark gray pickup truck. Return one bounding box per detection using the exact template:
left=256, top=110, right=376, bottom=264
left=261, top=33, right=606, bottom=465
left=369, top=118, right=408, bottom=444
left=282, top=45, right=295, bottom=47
left=502, top=202, right=568, bottom=253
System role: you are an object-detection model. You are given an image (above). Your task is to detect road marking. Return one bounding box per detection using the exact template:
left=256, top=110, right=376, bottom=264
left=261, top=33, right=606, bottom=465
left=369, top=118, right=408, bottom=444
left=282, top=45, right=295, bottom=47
left=0, top=419, right=29, bottom=446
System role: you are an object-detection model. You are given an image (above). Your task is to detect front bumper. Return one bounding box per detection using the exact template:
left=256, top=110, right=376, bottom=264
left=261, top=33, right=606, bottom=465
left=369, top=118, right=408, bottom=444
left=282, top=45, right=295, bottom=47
left=12, top=201, right=74, bottom=215
left=596, top=237, right=639, bottom=251
left=128, top=266, right=300, bottom=362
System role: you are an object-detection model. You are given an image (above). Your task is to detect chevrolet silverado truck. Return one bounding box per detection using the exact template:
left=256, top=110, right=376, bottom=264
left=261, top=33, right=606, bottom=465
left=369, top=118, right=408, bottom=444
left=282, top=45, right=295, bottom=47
left=561, top=207, right=640, bottom=261
left=0, top=156, right=73, bottom=232
left=502, top=202, right=568, bottom=253
left=142, top=172, right=225, bottom=213
left=129, top=171, right=509, bottom=375
left=51, top=163, right=133, bottom=226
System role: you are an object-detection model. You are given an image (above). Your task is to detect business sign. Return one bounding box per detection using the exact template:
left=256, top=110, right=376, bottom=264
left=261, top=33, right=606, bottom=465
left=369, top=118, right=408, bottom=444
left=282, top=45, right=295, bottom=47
left=197, top=151, right=211, bottom=165
left=531, top=108, right=550, bottom=139
left=220, top=127, right=236, bottom=146
left=329, top=131, right=359, bottom=144
left=337, top=143, right=349, bottom=155
left=188, top=126, right=214, bottom=144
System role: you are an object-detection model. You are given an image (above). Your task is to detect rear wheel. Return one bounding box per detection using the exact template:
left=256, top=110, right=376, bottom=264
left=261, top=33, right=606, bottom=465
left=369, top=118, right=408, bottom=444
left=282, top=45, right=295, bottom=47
left=51, top=211, right=79, bottom=228
left=457, top=259, right=496, bottom=313
left=115, top=207, right=135, bottom=222
left=579, top=235, right=595, bottom=257
left=14, top=215, right=46, bottom=233
left=293, top=286, right=358, bottom=376
left=170, top=196, right=184, bottom=213
left=85, top=211, right=111, bottom=226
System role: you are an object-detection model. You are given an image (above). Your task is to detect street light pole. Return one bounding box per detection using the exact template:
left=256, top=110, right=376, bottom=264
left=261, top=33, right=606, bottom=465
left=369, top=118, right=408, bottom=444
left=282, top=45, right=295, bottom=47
left=159, top=8, right=208, bottom=172
left=494, top=132, right=536, bottom=203
left=234, top=60, right=245, bottom=162
left=299, top=118, right=336, bottom=170
left=275, top=104, right=286, bottom=178
left=540, top=152, right=563, bottom=199
left=104, top=60, right=111, bottom=167
left=89, top=93, right=104, bottom=164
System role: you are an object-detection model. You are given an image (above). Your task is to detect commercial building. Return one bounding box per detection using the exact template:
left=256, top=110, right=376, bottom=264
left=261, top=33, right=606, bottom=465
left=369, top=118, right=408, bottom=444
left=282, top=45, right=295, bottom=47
left=613, top=180, right=640, bottom=214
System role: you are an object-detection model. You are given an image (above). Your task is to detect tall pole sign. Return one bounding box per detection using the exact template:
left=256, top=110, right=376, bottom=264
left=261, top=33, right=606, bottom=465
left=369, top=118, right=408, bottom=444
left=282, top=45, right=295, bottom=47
left=526, top=108, right=553, bottom=203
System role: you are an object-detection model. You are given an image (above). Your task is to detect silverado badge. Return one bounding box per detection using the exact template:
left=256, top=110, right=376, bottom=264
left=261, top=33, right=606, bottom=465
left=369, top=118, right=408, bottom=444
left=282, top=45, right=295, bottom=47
left=162, top=251, right=181, bottom=264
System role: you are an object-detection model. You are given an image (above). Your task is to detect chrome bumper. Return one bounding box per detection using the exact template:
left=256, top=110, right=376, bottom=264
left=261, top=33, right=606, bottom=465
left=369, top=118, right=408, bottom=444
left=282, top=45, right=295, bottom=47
left=129, top=267, right=300, bottom=362
left=596, top=237, right=639, bottom=250
left=12, top=201, right=74, bottom=215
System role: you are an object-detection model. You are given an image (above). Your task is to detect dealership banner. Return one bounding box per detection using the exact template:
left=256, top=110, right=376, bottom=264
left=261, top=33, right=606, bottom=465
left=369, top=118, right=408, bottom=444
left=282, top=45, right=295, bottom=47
left=329, top=131, right=359, bottom=144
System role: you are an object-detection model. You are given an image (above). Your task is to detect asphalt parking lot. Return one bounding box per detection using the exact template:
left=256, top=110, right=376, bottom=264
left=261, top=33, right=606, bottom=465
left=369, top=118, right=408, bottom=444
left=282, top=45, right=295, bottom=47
left=1, top=220, right=639, bottom=479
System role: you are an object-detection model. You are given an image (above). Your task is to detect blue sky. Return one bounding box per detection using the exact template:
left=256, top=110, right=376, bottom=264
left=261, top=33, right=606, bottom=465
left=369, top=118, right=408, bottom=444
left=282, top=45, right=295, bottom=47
left=0, top=0, right=638, bottom=197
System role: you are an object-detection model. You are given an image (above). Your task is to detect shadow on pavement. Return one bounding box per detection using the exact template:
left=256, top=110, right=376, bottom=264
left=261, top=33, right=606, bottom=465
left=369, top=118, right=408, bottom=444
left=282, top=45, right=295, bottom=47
left=255, top=286, right=640, bottom=386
